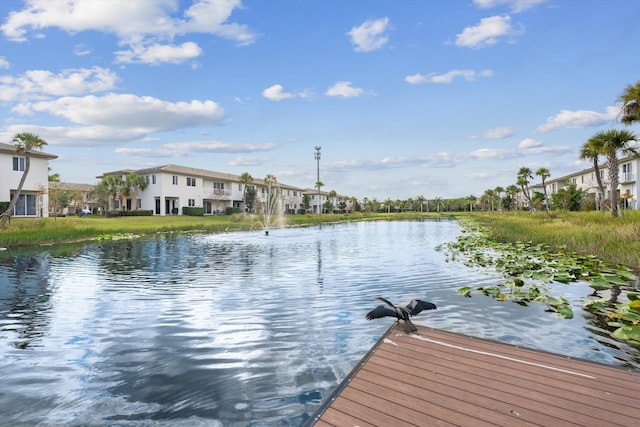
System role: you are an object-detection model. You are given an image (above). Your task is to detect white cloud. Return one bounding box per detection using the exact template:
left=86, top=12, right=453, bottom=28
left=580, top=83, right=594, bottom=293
left=14, top=93, right=224, bottom=133
left=115, top=41, right=202, bottom=64
left=518, top=138, right=543, bottom=149
left=262, top=84, right=295, bottom=101
left=473, top=0, right=549, bottom=13
left=73, top=44, right=91, bottom=56
left=1, top=0, right=256, bottom=64
left=455, top=15, right=524, bottom=49
left=347, top=17, right=390, bottom=52
left=0, top=66, right=117, bottom=101
left=262, top=84, right=314, bottom=101
left=536, top=106, right=619, bottom=132
left=405, top=69, right=493, bottom=84
left=1, top=124, right=146, bottom=146
left=326, top=81, right=364, bottom=98
left=0, top=56, right=10, bottom=69
left=471, top=126, right=515, bottom=139
left=117, top=141, right=278, bottom=158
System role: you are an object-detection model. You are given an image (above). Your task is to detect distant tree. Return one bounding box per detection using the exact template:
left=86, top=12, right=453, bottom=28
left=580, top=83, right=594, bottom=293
left=244, top=186, right=257, bottom=213
left=465, top=195, right=477, bottom=212
left=433, top=197, right=443, bottom=213
left=416, top=195, right=426, bottom=212
left=48, top=167, right=60, bottom=182
left=100, top=175, right=123, bottom=212
left=89, top=182, right=110, bottom=215
left=49, top=188, right=77, bottom=216
left=300, top=194, right=311, bottom=212
left=595, top=129, right=638, bottom=216
left=122, top=172, right=147, bottom=210
left=504, top=185, right=519, bottom=211
left=517, top=167, right=534, bottom=211
left=1, top=132, right=48, bottom=228
left=484, top=189, right=496, bottom=212
left=494, top=186, right=504, bottom=212
left=535, top=168, right=551, bottom=213
left=552, top=182, right=584, bottom=211
left=617, top=80, right=640, bottom=125
left=580, top=135, right=607, bottom=211
left=239, top=172, right=253, bottom=213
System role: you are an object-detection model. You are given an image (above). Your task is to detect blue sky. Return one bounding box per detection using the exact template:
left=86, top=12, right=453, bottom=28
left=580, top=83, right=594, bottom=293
left=1, top=0, right=638, bottom=200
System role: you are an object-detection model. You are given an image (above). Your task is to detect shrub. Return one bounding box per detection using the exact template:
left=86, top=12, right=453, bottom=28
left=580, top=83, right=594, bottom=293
left=225, top=207, right=240, bottom=215
left=182, top=206, right=204, bottom=216
left=109, top=210, right=153, bottom=217
left=0, top=201, right=9, bottom=215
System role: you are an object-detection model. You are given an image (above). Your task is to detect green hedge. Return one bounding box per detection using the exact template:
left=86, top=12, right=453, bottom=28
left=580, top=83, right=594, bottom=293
left=182, top=206, right=204, bottom=216
left=108, top=210, right=153, bottom=217
left=0, top=201, right=9, bottom=215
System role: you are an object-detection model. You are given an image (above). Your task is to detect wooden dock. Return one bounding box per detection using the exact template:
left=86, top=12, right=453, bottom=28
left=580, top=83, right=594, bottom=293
left=308, top=324, right=640, bottom=426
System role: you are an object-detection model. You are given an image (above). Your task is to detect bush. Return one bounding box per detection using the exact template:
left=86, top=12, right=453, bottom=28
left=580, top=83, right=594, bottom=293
left=225, top=207, right=240, bottom=215
left=182, top=206, right=204, bottom=216
left=108, top=210, right=153, bottom=217
left=0, top=201, right=9, bottom=215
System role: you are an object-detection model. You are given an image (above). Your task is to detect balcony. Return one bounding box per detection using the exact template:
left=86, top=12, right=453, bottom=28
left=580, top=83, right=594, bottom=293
left=205, top=189, right=232, bottom=200
left=621, top=172, right=635, bottom=183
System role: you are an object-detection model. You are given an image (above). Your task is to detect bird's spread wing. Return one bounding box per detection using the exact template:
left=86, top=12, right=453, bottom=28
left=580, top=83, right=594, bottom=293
left=406, top=299, right=437, bottom=316
left=366, top=305, right=398, bottom=320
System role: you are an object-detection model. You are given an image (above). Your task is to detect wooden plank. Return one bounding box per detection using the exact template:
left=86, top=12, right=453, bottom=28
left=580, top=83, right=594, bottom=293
left=310, top=324, right=640, bottom=427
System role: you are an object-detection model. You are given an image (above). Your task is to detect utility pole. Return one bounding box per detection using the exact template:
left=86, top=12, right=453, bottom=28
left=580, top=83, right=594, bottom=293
left=314, top=145, right=321, bottom=215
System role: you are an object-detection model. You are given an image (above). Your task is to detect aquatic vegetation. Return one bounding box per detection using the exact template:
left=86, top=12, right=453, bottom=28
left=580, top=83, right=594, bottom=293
left=437, top=218, right=639, bottom=343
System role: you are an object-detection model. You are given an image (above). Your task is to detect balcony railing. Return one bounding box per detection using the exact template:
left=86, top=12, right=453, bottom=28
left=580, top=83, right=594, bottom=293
left=621, top=172, right=635, bottom=183
left=205, top=189, right=232, bottom=199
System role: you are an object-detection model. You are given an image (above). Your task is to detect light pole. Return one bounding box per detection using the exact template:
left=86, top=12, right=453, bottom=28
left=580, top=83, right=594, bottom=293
left=314, top=145, right=321, bottom=215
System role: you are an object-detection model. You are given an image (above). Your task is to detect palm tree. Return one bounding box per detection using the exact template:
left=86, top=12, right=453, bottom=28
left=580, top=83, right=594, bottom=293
left=579, top=135, right=607, bottom=211
left=101, top=175, right=124, bottom=212
left=517, top=167, right=534, bottom=211
left=1, top=132, right=48, bottom=228
left=594, top=129, right=638, bottom=216
left=617, top=80, right=640, bottom=125
left=494, top=186, right=504, bottom=212
left=535, top=168, right=551, bottom=213
left=505, top=184, right=519, bottom=210
left=433, top=197, right=443, bottom=213
left=239, top=172, right=253, bottom=213
left=123, top=172, right=148, bottom=210
left=465, top=195, right=477, bottom=212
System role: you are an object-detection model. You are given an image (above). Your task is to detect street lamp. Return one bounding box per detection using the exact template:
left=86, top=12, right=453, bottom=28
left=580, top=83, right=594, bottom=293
left=314, top=145, right=321, bottom=214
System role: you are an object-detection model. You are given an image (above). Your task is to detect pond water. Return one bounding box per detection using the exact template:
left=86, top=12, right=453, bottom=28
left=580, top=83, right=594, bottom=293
left=1, top=220, right=638, bottom=426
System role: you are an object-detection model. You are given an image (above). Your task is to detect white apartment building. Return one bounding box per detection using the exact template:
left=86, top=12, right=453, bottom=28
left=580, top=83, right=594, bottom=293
left=99, top=164, right=307, bottom=215
left=540, top=154, right=639, bottom=210
left=0, top=142, right=58, bottom=218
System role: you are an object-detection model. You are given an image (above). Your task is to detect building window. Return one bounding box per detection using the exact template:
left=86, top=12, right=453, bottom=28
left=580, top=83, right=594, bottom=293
left=187, top=177, right=196, bottom=187
left=238, top=183, right=242, bottom=191
left=10, top=193, right=36, bottom=216
left=172, top=175, right=178, bottom=185
left=115, top=199, right=121, bottom=210
left=214, top=182, right=224, bottom=189
left=12, top=157, right=25, bottom=171
left=152, top=175, right=156, bottom=184
left=188, top=199, right=195, bottom=207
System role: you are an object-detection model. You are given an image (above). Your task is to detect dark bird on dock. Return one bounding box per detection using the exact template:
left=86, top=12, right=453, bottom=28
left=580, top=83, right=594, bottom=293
left=365, top=297, right=437, bottom=333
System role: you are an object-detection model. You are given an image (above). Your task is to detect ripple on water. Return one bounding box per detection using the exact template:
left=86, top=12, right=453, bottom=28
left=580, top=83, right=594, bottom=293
left=0, top=220, right=639, bottom=426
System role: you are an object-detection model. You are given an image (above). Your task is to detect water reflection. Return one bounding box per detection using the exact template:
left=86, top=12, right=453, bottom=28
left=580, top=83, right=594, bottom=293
left=0, top=220, right=638, bottom=426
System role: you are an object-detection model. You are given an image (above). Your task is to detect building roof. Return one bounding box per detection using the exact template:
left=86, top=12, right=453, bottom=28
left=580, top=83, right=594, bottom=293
left=0, top=142, right=58, bottom=160
left=49, top=182, right=96, bottom=192
left=99, top=164, right=308, bottom=192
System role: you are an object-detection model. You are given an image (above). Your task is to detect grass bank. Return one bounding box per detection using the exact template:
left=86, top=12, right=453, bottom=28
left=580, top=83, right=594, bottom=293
left=468, top=211, right=640, bottom=272
left=2, top=211, right=639, bottom=273
left=0, top=212, right=450, bottom=249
